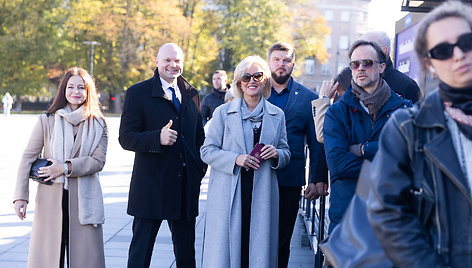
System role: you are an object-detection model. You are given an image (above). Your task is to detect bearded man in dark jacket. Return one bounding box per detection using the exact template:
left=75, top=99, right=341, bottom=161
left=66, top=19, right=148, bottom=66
left=323, top=40, right=411, bottom=233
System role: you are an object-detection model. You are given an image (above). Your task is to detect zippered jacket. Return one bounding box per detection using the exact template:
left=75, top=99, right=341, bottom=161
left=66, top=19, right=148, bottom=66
left=323, top=85, right=411, bottom=232
left=368, top=90, right=472, bottom=267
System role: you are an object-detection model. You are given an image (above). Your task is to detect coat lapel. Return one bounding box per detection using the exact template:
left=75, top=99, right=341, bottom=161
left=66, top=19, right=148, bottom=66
left=260, top=99, right=280, bottom=146
left=283, top=78, right=299, bottom=114
left=227, top=99, right=246, bottom=153
left=424, top=130, right=472, bottom=202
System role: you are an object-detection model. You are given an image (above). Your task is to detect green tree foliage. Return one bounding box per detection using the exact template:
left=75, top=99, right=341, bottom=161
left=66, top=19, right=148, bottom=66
left=0, top=0, right=64, bottom=98
left=212, top=0, right=329, bottom=76
left=289, top=1, right=331, bottom=75
left=179, top=0, right=220, bottom=91
left=0, top=0, right=329, bottom=108
left=213, top=0, right=291, bottom=70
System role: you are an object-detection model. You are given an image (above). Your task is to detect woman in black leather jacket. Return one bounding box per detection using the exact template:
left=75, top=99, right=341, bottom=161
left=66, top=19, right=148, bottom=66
left=367, top=2, right=472, bottom=267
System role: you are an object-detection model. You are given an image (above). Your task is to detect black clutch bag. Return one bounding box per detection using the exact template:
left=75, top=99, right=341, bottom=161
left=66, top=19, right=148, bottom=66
left=29, top=158, right=53, bottom=185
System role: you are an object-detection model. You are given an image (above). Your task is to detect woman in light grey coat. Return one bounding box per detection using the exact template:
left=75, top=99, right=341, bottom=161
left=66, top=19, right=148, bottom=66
left=200, top=56, right=290, bottom=268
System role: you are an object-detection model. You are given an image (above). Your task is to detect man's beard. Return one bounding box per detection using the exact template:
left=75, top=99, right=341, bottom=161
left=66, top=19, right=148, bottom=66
left=271, top=71, right=292, bottom=85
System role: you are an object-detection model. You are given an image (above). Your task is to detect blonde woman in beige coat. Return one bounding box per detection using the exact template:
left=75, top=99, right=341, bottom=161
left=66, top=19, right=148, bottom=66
left=13, top=67, right=108, bottom=268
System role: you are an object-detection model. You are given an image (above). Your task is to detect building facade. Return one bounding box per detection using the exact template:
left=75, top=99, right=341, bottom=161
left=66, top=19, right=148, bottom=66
left=297, top=0, right=372, bottom=91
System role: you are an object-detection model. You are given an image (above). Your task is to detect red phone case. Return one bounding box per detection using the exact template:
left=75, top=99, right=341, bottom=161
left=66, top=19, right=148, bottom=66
left=249, top=143, right=265, bottom=163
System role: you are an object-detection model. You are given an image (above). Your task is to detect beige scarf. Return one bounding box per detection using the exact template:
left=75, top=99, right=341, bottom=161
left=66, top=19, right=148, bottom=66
left=51, top=105, right=106, bottom=225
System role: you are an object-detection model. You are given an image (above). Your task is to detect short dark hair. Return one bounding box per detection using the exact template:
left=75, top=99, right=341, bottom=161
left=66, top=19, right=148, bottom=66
left=348, top=40, right=386, bottom=63
left=213, top=70, right=227, bottom=77
left=268, top=42, right=295, bottom=61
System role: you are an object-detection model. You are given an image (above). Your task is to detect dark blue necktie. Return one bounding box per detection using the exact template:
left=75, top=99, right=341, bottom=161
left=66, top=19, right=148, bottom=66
left=169, top=87, right=180, bottom=112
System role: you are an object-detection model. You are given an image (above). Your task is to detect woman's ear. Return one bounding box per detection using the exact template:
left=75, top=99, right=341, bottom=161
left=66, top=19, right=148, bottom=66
left=424, top=58, right=435, bottom=74
left=428, top=65, right=436, bottom=74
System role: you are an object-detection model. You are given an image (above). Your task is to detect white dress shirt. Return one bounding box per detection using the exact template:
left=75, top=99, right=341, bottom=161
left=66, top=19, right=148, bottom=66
left=160, top=77, right=182, bottom=103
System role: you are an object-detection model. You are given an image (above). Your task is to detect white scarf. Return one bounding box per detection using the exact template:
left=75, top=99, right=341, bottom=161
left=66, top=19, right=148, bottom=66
left=51, top=105, right=106, bottom=225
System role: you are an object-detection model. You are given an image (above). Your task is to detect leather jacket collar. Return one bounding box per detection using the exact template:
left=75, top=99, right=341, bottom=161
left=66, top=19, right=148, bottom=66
left=414, top=89, right=447, bottom=130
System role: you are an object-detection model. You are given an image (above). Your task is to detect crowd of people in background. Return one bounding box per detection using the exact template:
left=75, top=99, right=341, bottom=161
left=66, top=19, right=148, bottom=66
left=12, top=0, right=472, bottom=267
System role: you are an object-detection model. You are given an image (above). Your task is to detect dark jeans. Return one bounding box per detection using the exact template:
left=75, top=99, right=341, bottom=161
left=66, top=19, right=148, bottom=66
left=127, top=217, right=196, bottom=268
left=278, top=186, right=302, bottom=268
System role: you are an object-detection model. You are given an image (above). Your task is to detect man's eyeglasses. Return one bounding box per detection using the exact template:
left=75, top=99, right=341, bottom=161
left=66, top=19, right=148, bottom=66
left=241, top=72, right=264, bottom=83
left=349, top=59, right=380, bottom=70
left=428, top=32, right=472, bottom=60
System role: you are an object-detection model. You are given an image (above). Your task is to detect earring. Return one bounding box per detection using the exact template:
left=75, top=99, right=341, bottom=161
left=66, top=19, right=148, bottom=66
left=428, top=66, right=435, bottom=73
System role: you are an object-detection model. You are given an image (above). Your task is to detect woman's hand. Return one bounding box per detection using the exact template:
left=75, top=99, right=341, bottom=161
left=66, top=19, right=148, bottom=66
left=260, top=144, right=278, bottom=160
left=38, top=158, right=64, bottom=181
left=236, top=154, right=260, bottom=170
left=13, top=200, right=27, bottom=220
left=319, top=79, right=339, bottom=99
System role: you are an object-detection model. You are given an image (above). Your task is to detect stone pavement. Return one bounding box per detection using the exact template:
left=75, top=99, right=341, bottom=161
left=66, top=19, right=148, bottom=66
left=0, top=114, right=314, bottom=267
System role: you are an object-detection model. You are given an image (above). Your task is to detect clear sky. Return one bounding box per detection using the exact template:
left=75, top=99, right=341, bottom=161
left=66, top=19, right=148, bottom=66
left=368, top=0, right=410, bottom=39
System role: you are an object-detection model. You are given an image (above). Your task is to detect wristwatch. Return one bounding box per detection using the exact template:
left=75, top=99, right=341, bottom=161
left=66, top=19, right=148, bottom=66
left=64, top=163, right=69, bottom=175
left=360, top=143, right=365, bottom=156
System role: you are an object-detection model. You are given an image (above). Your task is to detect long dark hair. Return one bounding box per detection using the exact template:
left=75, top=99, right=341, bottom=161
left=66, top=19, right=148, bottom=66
left=48, top=67, right=104, bottom=119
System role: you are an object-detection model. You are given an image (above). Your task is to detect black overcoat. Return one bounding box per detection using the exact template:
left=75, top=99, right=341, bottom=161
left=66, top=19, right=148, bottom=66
left=119, top=69, right=207, bottom=220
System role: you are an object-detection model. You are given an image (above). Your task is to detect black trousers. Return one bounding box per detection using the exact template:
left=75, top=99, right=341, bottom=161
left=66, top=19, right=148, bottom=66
left=278, top=186, right=302, bottom=268
left=127, top=217, right=196, bottom=268
left=60, top=189, right=69, bottom=268
left=241, top=168, right=254, bottom=268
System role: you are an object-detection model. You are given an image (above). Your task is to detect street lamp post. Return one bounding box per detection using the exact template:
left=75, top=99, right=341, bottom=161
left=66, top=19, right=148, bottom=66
left=83, top=41, right=100, bottom=76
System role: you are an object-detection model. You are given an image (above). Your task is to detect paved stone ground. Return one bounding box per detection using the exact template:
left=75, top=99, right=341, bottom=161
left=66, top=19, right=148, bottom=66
left=0, top=114, right=314, bottom=267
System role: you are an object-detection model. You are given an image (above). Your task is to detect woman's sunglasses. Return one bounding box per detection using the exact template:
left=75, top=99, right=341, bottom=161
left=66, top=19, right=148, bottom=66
left=428, top=32, right=472, bottom=60
left=241, top=72, right=264, bottom=83
left=349, top=59, right=380, bottom=70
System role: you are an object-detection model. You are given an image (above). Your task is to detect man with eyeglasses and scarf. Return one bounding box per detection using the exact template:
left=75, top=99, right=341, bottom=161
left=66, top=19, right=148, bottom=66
left=361, top=31, right=422, bottom=103
left=266, top=42, right=323, bottom=268
left=323, top=40, right=411, bottom=234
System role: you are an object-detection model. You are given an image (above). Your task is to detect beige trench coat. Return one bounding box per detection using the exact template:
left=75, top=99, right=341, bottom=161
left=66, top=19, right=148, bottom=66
left=13, top=114, right=108, bottom=268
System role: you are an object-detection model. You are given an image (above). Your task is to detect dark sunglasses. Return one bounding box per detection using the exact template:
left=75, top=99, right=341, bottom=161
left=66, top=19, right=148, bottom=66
left=349, top=59, right=380, bottom=70
left=428, top=32, right=472, bottom=60
left=241, top=72, right=264, bottom=83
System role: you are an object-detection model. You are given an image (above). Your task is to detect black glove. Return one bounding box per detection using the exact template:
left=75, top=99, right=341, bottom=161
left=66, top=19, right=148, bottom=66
left=349, top=143, right=364, bottom=157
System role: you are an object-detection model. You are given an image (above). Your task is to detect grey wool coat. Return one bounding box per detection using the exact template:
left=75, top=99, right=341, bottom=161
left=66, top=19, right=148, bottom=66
left=200, top=98, right=290, bottom=268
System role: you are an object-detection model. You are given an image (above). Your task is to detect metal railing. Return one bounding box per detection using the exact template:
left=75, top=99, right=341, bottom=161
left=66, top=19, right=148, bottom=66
left=299, top=192, right=328, bottom=268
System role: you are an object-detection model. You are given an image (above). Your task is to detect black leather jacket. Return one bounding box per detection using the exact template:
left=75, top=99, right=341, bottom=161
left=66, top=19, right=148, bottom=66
left=367, top=90, right=472, bottom=268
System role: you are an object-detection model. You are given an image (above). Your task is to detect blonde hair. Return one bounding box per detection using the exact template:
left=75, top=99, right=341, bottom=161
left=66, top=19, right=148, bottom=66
left=232, top=56, right=272, bottom=99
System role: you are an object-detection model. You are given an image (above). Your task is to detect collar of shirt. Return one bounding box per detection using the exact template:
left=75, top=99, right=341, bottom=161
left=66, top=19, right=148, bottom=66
left=160, top=77, right=182, bottom=102
left=268, top=77, right=293, bottom=110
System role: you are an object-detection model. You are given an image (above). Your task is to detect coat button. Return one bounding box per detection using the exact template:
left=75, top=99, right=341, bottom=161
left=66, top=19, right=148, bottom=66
left=175, top=116, right=180, bottom=120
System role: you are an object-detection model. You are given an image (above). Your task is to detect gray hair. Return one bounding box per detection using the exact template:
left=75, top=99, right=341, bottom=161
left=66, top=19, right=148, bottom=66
left=414, top=1, right=472, bottom=71
left=361, top=31, right=391, bottom=56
